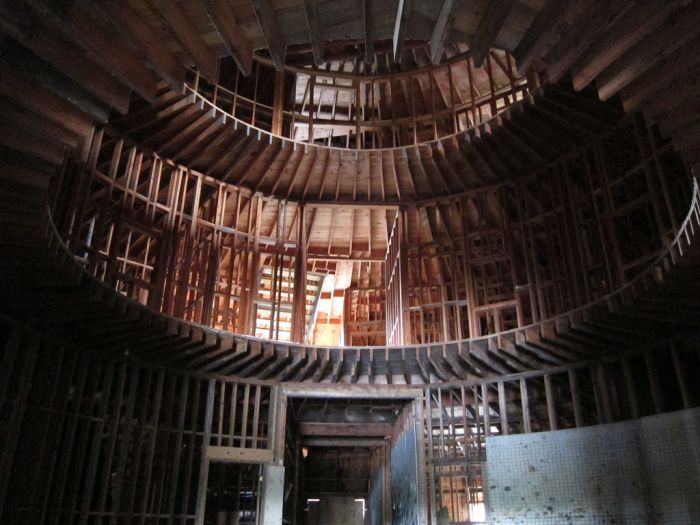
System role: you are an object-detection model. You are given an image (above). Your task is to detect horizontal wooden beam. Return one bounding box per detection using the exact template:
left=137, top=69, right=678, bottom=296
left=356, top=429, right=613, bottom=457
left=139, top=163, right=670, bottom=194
left=298, top=422, right=392, bottom=437
left=301, top=437, right=387, bottom=447
left=207, top=446, right=274, bottom=464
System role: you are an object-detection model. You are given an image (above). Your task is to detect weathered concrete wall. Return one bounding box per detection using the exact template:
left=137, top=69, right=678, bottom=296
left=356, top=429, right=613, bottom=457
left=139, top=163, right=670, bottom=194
left=369, top=463, right=385, bottom=525
left=306, top=496, right=363, bottom=525
left=484, top=407, right=700, bottom=524
left=391, top=425, right=418, bottom=525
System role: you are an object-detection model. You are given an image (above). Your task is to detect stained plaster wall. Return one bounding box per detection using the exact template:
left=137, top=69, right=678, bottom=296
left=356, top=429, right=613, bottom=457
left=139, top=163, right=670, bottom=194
left=483, top=407, right=700, bottom=524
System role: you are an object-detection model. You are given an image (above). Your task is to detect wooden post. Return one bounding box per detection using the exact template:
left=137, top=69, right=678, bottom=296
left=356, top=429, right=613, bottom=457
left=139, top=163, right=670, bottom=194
left=272, top=69, right=285, bottom=135
left=291, top=204, right=308, bottom=343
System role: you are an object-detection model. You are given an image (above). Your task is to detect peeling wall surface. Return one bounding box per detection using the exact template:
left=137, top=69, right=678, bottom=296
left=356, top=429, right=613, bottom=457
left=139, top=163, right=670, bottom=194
left=369, top=464, right=385, bottom=525
left=483, top=407, right=700, bottom=524
left=306, top=496, right=363, bottom=525
left=391, top=425, right=418, bottom=525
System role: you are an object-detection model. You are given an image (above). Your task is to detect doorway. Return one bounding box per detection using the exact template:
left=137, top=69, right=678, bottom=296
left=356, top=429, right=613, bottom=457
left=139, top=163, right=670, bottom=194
left=281, top=388, right=428, bottom=525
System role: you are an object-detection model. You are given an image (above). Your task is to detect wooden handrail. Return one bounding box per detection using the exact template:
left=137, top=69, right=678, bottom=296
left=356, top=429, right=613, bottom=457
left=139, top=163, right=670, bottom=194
left=44, top=167, right=700, bottom=356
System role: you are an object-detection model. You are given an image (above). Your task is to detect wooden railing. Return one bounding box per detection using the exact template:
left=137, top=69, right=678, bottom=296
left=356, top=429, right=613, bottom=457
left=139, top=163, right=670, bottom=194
left=185, top=49, right=530, bottom=150
left=41, top=166, right=700, bottom=380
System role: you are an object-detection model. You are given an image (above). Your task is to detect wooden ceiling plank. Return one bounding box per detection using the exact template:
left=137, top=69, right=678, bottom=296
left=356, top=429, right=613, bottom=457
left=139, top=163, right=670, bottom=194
left=0, top=2, right=131, bottom=113
left=0, top=42, right=109, bottom=126
left=147, top=0, right=218, bottom=80
left=471, top=0, right=516, bottom=68
left=21, top=0, right=158, bottom=102
left=570, top=0, right=681, bottom=91
left=513, top=0, right=575, bottom=75
left=303, top=0, right=324, bottom=67
left=99, top=0, right=186, bottom=92
left=620, top=36, right=700, bottom=112
left=546, top=0, right=634, bottom=84
left=429, top=0, right=456, bottom=65
left=0, top=96, right=81, bottom=149
left=204, top=0, right=254, bottom=76
left=392, top=0, right=411, bottom=63
left=596, top=1, right=700, bottom=101
left=250, top=0, right=286, bottom=71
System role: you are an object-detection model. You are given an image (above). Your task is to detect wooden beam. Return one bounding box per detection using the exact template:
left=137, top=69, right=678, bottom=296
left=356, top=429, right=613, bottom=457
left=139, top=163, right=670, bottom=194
left=301, top=437, right=387, bottom=447
left=204, top=0, right=253, bottom=76
left=250, top=0, right=286, bottom=71
left=147, top=0, right=218, bottom=80
left=298, top=422, right=392, bottom=437
left=363, top=0, right=374, bottom=64
left=303, top=0, right=323, bottom=67
left=512, top=0, right=574, bottom=75
left=429, top=0, right=456, bottom=65
left=392, top=0, right=411, bottom=63
left=471, top=0, right=515, bottom=67
left=207, top=446, right=274, bottom=464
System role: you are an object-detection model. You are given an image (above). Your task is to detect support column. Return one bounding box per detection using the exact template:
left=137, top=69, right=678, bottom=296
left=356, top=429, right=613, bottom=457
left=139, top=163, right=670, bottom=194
left=291, top=204, right=308, bottom=343
left=260, top=465, right=285, bottom=525
left=272, top=70, right=285, bottom=136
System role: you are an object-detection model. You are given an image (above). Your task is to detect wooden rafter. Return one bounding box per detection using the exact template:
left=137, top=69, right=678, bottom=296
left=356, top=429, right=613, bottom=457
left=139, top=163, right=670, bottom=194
left=250, top=0, right=287, bottom=71
left=471, top=0, right=516, bottom=67
left=429, top=0, right=456, bottom=65
left=303, top=0, right=324, bottom=67
left=204, top=0, right=254, bottom=76
left=392, top=0, right=411, bottom=63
